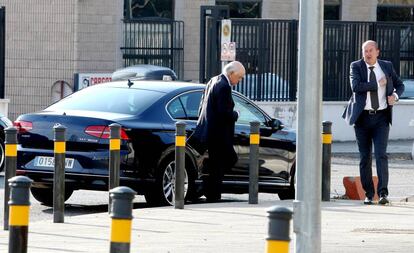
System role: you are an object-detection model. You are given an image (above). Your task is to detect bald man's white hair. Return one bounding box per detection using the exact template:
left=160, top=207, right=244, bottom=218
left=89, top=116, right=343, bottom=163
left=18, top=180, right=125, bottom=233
left=362, top=40, right=378, bottom=50
left=222, top=61, right=244, bottom=75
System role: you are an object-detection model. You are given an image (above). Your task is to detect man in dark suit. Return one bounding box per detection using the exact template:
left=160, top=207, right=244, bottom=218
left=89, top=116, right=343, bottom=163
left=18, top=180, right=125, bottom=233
left=343, top=40, right=404, bottom=205
left=193, top=61, right=245, bottom=202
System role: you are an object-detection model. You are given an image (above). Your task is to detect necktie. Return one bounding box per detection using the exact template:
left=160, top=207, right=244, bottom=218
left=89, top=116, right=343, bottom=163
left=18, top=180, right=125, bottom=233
left=368, top=66, right=379, bottom=110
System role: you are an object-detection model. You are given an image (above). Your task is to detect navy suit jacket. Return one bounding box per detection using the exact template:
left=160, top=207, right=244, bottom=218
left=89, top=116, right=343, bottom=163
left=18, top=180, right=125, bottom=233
left=342, top=59, right=405, bottom=125
left=192, top=74, right=238, bottom=165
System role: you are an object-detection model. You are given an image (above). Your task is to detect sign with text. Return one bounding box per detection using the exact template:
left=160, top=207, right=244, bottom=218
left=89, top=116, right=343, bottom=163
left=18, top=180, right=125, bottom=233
left=74, top=73, right=112, bottom=91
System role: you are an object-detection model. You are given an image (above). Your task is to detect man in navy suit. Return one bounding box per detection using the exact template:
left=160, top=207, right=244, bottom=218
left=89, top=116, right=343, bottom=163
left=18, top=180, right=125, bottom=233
left=194, top=61, right=245, bottom=202
left=343, top=40, right=404, bottom=205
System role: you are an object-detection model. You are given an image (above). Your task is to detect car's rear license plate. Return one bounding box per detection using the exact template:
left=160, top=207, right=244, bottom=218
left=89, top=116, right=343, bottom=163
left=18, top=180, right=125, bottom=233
left=35, top=156, right=75, bottom=169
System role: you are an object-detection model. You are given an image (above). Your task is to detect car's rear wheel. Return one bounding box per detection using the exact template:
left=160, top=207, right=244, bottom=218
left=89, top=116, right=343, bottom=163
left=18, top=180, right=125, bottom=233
left=30, top=187, right=74, bottom=206
left=145, top=157, right=195, bottom=206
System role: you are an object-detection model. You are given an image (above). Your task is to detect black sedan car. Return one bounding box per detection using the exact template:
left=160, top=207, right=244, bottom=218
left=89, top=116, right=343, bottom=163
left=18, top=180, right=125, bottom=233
left=15, top=80, right=296, bottom=206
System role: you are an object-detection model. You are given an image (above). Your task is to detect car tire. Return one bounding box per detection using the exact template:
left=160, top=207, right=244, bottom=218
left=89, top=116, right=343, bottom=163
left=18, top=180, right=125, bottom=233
left=278, top=184, right=295, bottom=200
left=0, top=137, right=4, bottom=172
left=278, top=164, right=296, bottom=200
left=145, top=156, right=196, bottom=206
left=30, top=187, right=74, bottom=207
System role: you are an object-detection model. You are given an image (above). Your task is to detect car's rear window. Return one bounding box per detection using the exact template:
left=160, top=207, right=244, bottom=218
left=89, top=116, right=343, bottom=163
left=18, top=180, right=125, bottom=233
left=47, top=86, right=165, bottom=115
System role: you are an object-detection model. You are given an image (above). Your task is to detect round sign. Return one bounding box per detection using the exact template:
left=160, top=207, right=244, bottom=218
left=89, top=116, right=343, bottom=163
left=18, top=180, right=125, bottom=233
left=223, top=24, right=230, bottom=37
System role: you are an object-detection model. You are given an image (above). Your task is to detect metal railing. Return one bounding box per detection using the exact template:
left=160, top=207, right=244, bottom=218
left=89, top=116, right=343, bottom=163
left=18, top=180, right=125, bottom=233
left=121, top=19, right=184, bottom=79
left=200, top=17, right=414, bottom=101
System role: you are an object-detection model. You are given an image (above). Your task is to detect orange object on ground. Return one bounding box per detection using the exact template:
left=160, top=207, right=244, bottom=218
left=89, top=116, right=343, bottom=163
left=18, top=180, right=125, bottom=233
left=343, top=176, right=379, bottom=200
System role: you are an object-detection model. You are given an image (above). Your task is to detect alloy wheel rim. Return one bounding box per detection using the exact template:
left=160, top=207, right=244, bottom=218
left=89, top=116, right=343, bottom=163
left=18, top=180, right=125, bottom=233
left=162, top=161, right=188, bottom=205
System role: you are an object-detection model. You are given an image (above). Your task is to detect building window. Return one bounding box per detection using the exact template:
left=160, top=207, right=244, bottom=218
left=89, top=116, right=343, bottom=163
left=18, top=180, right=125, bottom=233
left=216, top=0, right=262, bottom=18
left=324, top=0, right=341, bottom=20
left=124, top=0, right=174, bottom=19
left=377, top=6, right=414, bottom=21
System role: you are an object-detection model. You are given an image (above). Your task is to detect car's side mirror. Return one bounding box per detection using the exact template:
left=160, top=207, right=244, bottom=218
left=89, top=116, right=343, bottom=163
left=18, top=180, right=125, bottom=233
left=269, top=118, right=283, bottom=131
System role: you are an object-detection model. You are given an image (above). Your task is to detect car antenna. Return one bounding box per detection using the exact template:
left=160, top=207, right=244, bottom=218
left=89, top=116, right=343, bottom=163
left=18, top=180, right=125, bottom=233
left=127, top=79, right=134, bottom=88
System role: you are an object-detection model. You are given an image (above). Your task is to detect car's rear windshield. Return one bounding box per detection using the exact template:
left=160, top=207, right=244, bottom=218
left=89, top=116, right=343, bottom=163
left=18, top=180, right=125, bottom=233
left=47, top=86, right=165, bottom=115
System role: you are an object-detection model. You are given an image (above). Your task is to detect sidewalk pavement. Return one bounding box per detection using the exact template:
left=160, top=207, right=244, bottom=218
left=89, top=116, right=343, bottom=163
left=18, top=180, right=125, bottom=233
left=0, top=199, right=413, bottom=253
left=0, top=141, right=412, bottom=252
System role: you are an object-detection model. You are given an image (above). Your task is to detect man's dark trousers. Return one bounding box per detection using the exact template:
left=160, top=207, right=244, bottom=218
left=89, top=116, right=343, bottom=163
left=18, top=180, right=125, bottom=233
left=205, top=139, right=237, bottom=201
left=354, top=110, right=390, bottom=198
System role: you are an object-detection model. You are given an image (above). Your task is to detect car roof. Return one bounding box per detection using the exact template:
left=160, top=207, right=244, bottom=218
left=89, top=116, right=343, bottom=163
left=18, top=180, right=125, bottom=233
left=95, top=80, right=205, bottom=93
left=111, top=64, right=178, bottom=81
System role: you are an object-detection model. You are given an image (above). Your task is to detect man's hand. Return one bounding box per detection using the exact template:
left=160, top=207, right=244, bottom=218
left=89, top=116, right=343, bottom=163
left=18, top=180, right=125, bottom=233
left=387, top=93, right=398, bottom=105
left=378, top=77, right=387, bottom=87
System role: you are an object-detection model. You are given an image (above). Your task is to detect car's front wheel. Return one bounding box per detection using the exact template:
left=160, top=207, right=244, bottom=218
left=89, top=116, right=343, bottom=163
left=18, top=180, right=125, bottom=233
left=31, top=187, right=74, bottom=206
left=278, top=164, right=295, bottom=200
left=145, top=157, right=195, bottom=206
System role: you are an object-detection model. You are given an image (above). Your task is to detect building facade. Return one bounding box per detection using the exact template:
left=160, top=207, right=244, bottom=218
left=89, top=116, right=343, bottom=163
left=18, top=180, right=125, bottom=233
left=0, top=0, right=413, bottom=119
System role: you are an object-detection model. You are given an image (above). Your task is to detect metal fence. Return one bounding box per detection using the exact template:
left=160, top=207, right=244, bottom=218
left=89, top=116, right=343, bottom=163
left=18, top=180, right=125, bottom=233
left=200, top=18, right=414, bottom=101
left=323, top=21, right=414, bottom=101
left=121, top=19, right=184, bottom=79
left=231, top=19, right=298, bottom=101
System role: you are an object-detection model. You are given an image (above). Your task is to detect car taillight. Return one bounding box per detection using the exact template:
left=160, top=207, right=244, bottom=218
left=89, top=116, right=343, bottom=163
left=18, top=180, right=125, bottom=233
left=13, top=120, right=33, bottom=133
left=84, top=125, right=129, bottom=140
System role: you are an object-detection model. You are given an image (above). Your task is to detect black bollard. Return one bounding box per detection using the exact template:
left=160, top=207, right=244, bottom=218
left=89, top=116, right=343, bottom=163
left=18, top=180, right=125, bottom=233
left=108, top=123, right=121, bottom=213
left=266, top=206, right=292, bottom=253
left=174, top=121, right=186, bottom=209
left=249, top=121, right=260, bottom=204
left=8, top=176, right=33, bottom=253
left=322, top=121, right=332, bottom=202
left=109, top=186, right=136, bottom=253
left=53, top=124, right=66, bottom=223
left=4, top=127, right=18, bottom=231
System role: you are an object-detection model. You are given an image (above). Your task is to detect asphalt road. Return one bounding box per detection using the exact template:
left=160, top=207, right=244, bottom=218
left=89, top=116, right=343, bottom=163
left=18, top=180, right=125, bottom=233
left=0, top=157, right=413, bottom=225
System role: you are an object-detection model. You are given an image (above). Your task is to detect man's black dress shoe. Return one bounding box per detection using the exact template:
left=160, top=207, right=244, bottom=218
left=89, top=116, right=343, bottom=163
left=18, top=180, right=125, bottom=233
left=378, top=195, right=389, bottom=205
left=363, top=197, right=373, bottom=205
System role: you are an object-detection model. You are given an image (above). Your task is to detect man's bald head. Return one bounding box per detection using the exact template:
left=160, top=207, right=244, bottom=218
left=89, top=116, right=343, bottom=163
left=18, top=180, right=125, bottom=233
left=223, top=61, right=246, bottom=86
left=362, top=40, right=380, bottom=65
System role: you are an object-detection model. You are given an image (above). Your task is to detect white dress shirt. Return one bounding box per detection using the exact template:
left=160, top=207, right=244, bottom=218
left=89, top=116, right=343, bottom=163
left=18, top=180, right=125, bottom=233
left=364, top=61, right=387, bottom=110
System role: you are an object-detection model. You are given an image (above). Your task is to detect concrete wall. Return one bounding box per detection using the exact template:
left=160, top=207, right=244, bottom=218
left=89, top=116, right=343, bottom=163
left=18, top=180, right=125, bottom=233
left=256, top=100, right=414, bottom=141
left=262, top=0, right=299, bottom=19
left=74, top=0, right=124, bottom=72
left=341, top=0, right=378, bottom=21
left=175, top=0, right=214, bottom=82
left=0, top=0, right=123, bottom=120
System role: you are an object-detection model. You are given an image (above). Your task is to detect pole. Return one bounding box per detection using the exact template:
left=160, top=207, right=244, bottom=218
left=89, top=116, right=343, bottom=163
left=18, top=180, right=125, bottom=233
left=322, top=121, right=332, bottom=201
left=8, top=176, right=32, bottom=253
left=4, top=127, right=17, bottom=230
left=53, top=125, right=66, bottom=223
left=174, top=121, right=186, bottom=209
left=265, top=206, right=292, bottom=253
left=249, top=121, right=260, bottom=204
left=109, top=186, right=136, bottom=253
left=294, top=0, right=323, bottom=252
left=109, top=123, right=121, bottom=213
